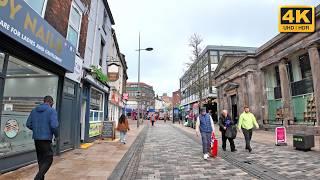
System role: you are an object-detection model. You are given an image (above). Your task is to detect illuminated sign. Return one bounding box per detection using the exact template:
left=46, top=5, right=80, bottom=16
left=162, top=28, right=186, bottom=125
left=279, top=6, right=315, bottom=33
left=0, top=0, right=76, bottom=72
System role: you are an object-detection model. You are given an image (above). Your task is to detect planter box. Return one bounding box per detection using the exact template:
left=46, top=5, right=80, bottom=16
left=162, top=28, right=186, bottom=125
left=293, top=134, right=314, bottom=151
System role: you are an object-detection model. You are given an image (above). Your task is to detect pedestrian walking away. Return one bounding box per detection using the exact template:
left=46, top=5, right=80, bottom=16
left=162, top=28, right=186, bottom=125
left=219, top=110, right=237, bottom=152
left=196, top=107, right=215, bottom=160
left=117, top=114, right=130, bottom=144
left=150, top=113, right=157, bottom=126
left=26, top=96, right=58, bottom=180
left=238, top=106, right=259, bottom=153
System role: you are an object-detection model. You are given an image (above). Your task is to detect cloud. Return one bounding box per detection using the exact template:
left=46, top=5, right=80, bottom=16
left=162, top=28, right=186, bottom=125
left=108, top=0, right=319, bottom=96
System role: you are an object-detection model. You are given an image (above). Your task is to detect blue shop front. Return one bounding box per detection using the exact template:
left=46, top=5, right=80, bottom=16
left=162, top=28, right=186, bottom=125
left=0, top=0, right=76, bottom=173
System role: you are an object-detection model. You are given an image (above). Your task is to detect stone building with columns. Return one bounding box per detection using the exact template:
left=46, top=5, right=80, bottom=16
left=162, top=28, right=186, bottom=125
left=215, top=5, right=320, bottom=135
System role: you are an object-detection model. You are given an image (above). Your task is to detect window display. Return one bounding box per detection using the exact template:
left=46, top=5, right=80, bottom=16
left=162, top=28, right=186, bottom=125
left=89, top=88, right=104, bottom=137
left=0, top=55, right=58, bottom=157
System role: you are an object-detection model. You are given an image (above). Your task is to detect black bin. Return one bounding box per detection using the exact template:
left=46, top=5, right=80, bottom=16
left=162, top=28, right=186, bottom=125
left=293, top=134, right=314, bottom=151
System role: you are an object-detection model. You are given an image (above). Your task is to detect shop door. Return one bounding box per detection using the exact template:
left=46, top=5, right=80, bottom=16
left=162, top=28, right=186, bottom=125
left=59, top=80, right=77, bottom=152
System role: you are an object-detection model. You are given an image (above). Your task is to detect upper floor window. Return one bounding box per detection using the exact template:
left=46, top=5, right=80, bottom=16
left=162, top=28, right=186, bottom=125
left=99, top=40, right=105, bottom=66
left=67, top=3, right=82, bottom=50
left=24, top=0, right=48, bottom=17
left=102, top=10, right=108, bottom=32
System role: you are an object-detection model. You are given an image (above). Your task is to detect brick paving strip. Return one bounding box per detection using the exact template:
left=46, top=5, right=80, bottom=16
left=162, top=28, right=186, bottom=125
left=108, top=126, right=148, bottom=180
left=171, top=125, right=290, bottom=180
left=117, top=122, right=255, bottom=180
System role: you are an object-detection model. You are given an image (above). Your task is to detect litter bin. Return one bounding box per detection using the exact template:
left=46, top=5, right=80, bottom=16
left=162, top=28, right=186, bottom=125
left=293, top=134, right=314, bottom=151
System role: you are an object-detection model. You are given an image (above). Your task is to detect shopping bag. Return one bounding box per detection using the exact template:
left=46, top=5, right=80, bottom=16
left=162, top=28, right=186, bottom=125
left=211, top=132, right=218, bottom=157
left=225, top=125, right=237, bottom=139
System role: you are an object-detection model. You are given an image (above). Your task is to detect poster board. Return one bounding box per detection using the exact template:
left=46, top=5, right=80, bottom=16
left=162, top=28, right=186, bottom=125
left=101, top=121, right=115, bottom=139
left=275, top=127, right=287, bottom=146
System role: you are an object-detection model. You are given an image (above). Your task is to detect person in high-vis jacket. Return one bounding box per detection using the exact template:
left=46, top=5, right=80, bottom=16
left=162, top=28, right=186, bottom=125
left=196, top=107, right=215, bottom=160
left=238, top=106, right=259, bottom=153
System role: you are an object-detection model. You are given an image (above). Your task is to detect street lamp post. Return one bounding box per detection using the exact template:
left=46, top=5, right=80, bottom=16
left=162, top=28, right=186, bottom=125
left=137, top=32, right=153, bottom=128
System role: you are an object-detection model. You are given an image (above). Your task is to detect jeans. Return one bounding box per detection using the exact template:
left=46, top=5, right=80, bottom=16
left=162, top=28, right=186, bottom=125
left=201, top=132, right=212, bottom=154
left=120, top=131, right=127, bottom=143
left=221, top=131, right=235, bottom=151
left=242, top=128, right=253, bottom=150
left=151, top=121, right=155, bottom=126
left=34, top=140, right=53, bottom=180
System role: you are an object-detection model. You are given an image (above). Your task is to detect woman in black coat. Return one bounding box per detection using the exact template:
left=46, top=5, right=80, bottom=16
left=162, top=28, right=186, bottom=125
left=219, top=110, right=237, bottom=152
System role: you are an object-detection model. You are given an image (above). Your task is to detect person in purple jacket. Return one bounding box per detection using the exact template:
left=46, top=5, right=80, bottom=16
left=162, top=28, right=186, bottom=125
left=27, top=96, right=59, bottom=180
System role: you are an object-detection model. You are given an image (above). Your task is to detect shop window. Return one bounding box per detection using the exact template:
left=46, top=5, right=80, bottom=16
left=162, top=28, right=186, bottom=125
left=1, top=56, right=58, bottom=157
left=67, top=3, right=82, bottom=50
left=89, top=88, right=104, bottom=137
left=24, top=0, right=48, bottom=17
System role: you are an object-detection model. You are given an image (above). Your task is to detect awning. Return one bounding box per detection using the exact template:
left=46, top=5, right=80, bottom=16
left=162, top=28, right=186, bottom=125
left=84, top=74, right=110, bottom=94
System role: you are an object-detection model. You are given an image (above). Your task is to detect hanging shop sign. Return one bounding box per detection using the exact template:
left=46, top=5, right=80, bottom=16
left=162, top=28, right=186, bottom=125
left=0, top=0, right=76, bottom=72
left=107, top=63, right=120, bottom=81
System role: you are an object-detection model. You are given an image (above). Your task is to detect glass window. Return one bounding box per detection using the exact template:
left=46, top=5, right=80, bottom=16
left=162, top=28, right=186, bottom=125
left=1, top=56, right=58, bottom=157
left=299, top=54, right=312, bottom=79
left=67, top=4, right=82, bottom=49
left=63, top=80, right=75, bottom=95
left=99, top=41, right=105, bottom=66
left=0, top=52, right=5, bottom=73
left=210, top=55, right=218, bottom=64
left=24, top=0, right=47, bottom=16
left=89, top=88, right=104, bottom=137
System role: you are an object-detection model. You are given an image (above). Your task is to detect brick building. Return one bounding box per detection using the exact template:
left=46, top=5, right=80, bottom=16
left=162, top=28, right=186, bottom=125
left=0, top=0, right=91, bottom=172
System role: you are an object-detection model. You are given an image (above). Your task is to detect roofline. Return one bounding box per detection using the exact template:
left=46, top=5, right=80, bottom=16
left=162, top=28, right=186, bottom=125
left=103, top=0, right=115, bottom=25
left=180, top=45, right=257, bottom=80
left=256, top=4, right=320, bottom=56
left=127, top=82, right=154, bottom=88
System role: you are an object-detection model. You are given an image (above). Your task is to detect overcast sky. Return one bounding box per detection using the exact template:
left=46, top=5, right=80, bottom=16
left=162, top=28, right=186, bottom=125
left=108, top=0, right=319, bottom=96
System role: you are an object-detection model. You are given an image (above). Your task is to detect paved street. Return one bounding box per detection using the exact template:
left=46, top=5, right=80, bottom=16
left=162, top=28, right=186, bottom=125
left=111, top=121, right=320, bottom=180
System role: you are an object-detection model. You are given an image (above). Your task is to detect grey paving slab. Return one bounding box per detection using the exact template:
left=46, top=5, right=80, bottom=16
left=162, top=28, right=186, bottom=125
left=135, top=123, right=255, bottom=180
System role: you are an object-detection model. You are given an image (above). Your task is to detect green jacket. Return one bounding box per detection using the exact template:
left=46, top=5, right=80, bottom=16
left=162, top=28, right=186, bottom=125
left=238, top=112, right=259, bottom=130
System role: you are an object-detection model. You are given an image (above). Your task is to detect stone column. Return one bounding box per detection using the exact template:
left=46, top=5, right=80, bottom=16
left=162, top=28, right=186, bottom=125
left=246, top=73, right=258, bottom=117
left=308, top=45, right=320, bottom=126
left=241, top=75, right=249, bottom=107
left=279, top=59, right=294, bottom=126
left=259, top=70, right=269, bottom=124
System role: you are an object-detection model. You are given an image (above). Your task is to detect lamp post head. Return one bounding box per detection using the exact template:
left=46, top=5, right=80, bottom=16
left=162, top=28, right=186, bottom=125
left=145, top=47, right=153, bottom=51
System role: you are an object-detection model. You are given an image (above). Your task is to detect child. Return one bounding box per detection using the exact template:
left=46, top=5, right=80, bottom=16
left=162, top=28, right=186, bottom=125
left=117, top=114, right=130, bottom=144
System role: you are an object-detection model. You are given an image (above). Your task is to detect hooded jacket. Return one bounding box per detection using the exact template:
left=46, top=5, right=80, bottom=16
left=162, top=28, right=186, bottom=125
left=26, top=104, right=59, bottom=140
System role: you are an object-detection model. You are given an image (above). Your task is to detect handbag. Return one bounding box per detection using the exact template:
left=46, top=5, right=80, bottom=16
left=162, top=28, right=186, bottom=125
left=225, top=125, right=237, bottom=139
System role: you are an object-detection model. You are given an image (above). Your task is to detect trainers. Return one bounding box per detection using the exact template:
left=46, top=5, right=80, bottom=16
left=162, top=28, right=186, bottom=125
left=203, top=154, right=208, bottom=160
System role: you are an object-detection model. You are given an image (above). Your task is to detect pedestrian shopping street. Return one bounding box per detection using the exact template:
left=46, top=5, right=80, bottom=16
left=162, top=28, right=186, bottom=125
left=2, top=120, right=320, bottom=179
left=111, top=121, right=320, bottom=180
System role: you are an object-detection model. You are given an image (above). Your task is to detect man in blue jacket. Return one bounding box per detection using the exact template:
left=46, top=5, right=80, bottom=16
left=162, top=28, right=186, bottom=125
left=26, top=96, right=59, bottom=180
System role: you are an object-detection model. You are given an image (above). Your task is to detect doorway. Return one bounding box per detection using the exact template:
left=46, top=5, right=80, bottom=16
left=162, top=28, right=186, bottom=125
left=59, top=79, right=78, bottom=152
left=231, top=95, right=238, bottom=123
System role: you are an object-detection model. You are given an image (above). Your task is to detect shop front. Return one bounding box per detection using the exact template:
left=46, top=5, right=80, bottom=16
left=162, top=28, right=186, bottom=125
left=81, top=73, right=110, bottom=142
left=0, top=0, right=76, bottom=173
